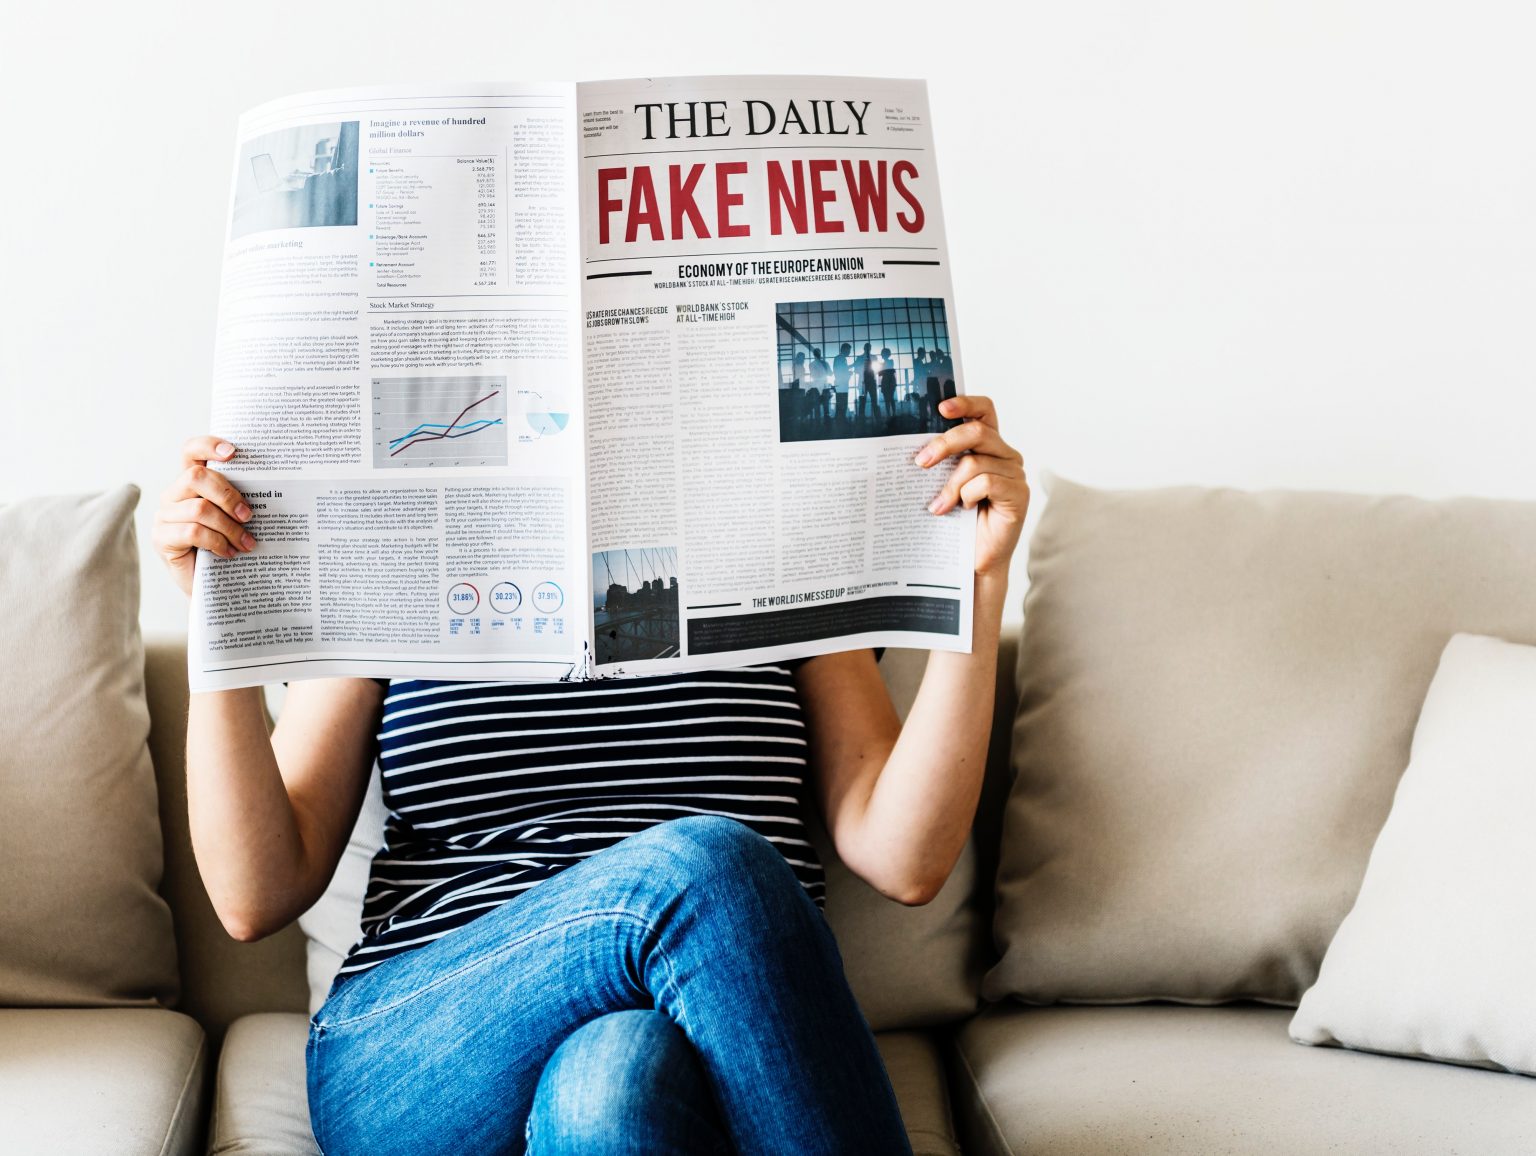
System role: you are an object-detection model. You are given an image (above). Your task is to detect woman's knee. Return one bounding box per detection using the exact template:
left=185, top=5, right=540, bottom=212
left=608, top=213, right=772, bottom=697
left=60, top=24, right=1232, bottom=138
left=526, top=1010, right=707, bottom=1150
left=537, top=1009, right=680, bottom=1105
left=633, top=814, right=791, bottom=890
left=611, top=817, right=828, bottom=965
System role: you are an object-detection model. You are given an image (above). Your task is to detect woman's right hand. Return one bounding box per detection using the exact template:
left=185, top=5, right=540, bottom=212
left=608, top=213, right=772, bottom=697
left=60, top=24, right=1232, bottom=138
left=152, top=435, right=257, bottom=598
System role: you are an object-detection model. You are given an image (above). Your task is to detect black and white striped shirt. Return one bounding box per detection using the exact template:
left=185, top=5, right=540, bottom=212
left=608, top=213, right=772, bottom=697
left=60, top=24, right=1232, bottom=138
left=335, top=663, right=826, bottom=981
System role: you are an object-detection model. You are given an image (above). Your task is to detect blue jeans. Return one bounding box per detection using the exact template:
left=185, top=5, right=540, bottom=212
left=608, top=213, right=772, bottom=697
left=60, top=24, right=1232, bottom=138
left=306, top=815, right=914, bottom=1155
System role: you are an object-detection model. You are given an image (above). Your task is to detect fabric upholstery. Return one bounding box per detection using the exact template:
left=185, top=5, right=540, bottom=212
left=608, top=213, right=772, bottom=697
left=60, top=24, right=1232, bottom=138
left=876, top=1030, right=964, bottom=1156
left=0, top=1008, right=206, bottom=1156
left=950, top=1002, right=1536, bottom=1155
left=298, top=646, right=989, bottom=1033
left=986, top=477, right=1536, bottom=1005
left=209, top=1012, right=959, bottom=1155
left=1292, top=633, right=1536, bottom=1075
left=207, top=1014, right=319, bottom=1156
left=143, top=636, right=309, bottom=1051
left=813, top=645, right=1008, bottom=1034
left=0, top=486, right=179, bottom=1007
left=295, top=761, right=390, bottom=1018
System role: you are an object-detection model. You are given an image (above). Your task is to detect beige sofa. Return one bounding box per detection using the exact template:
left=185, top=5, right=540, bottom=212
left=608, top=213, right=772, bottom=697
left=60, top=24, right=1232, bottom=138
left=6, top=478, right=1535, bottom=1154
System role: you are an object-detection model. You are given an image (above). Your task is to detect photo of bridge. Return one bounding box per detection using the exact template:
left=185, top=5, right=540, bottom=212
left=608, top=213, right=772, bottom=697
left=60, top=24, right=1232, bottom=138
left=592, top=547, right=680, bottom=665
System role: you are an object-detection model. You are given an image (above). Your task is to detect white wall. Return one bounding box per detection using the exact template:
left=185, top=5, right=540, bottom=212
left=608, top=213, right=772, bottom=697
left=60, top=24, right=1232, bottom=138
left=3, top=1, right=1533, bottom=637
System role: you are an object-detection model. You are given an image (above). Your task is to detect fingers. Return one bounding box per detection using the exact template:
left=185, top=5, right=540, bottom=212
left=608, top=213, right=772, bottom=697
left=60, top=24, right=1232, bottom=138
left=914, top=408, right=1021, bottom=470
left=151, top=516, right=245, bottom=560
left=160, top=497, right=254, bottom=556
left=156, top=436, right=254, bottom=568
left=181, top=435, right=237, bottom=470
left=936, top=394, right=997, bottom=428
left=957, top=470, right=1030, bottom=515
left=162, top=463, right=251, bottom=525
left=929, top=450, right=1029, bottom=516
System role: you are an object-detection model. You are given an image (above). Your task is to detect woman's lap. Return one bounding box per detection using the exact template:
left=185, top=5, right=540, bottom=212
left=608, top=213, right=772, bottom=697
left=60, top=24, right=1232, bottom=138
left=306, top=814, right=912, bottom=1156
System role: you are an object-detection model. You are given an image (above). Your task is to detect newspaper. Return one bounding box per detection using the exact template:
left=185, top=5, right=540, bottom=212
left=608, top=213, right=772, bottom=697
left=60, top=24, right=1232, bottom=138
left=190, top=77, right=975, bottom=691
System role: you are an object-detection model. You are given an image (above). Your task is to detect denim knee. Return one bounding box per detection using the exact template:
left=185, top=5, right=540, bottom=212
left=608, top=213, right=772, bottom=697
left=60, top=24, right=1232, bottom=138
left=544, top=1009, right=680, bottom=1101
left=527, top=1010, right=705, bottom=1152
left=634, top=815, right=795, bottom=897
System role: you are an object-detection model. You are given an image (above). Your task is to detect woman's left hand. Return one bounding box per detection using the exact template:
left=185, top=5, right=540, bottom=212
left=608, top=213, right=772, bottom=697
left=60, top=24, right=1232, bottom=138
left=914, top=394, right=1029, bottom=578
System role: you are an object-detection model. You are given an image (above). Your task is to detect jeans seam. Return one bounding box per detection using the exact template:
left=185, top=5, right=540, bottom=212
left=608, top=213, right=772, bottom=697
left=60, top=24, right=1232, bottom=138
left=320, top=908, right=656, bottom=1030
left=306, top=1026, right=328, bottom=1155
left=648, top=933, right=691, bottom=1037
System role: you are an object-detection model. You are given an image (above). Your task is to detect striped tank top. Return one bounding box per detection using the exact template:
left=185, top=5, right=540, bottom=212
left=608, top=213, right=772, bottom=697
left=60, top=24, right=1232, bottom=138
left=335, top=663, right=826, bottom=982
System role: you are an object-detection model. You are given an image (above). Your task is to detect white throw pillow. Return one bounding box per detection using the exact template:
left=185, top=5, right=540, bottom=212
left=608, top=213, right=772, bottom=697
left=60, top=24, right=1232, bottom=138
left=1290, top=633, right=1536, bottom=1076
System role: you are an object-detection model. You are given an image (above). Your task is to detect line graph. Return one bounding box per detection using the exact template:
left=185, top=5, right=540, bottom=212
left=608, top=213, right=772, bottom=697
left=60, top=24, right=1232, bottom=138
left=372, top=376, right=509, bottom=469
left=389, top=394, right=501, bottom=456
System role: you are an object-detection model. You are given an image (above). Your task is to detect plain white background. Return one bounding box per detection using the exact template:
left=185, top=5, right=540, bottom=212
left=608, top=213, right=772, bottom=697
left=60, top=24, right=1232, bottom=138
left=3, top=1, right=1533, bottom=636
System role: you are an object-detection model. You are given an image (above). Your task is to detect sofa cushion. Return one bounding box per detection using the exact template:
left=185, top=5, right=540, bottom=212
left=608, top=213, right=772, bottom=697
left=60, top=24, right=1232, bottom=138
left=807, top=800, right=983, bottom=1032
left=0, top=486, right=179, bottom=1006
left=985, top=477, right=1536, bottom=1005
left=950, top=1003, right=1536, bottom=1156
left=1291, top=633, right=1536, bottom=1076
left=212, top=1012, right=959, bottom=1155
left=208, top=1013, right=320, bottom=1155
left=299, top=646, right=987, bottom=1033
left=0, top=1008, right=206, bottom=1156
left=876, top=1030, right=964, bottom=1156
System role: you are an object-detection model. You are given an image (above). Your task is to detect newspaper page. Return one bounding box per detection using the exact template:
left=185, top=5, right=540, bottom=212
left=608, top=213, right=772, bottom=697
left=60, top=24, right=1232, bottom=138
left=189, top=83, right=589, bottom=691
left=576, top=75, right=975, bottom=676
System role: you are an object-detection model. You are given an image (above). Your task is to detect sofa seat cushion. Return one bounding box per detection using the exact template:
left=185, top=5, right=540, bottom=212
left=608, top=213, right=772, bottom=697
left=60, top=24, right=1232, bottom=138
left=208, top=1014, right=318, bottom=1155
left=950, top=1002, right=1536, bottom=1155
left=874, top=1030, right=964, bottom=1156
left=0, top=1008, right=206, bottom=1156
left=211, top=1013, right=960, bottom=1155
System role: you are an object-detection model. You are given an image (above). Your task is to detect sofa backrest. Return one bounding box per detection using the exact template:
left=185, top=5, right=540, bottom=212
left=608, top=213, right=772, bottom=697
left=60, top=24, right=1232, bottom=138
left=145, top=632, right=1020, bottom=1045
left=144, top=637, right=309, bottom=1049
left=798, top=636, right=1019, bottom=1030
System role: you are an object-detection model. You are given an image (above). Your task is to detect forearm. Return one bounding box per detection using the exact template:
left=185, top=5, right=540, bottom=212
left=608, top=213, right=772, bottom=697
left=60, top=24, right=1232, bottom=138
left=156, top=441, right=370, bottom=940
left=185, top=688, right=311, bottom=940
left=855, top=571, right=1007, bottom=901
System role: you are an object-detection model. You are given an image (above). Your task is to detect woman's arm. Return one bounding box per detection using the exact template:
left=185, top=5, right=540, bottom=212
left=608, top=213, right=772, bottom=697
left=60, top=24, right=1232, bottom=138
left=155, top=436, right=385, bottom=941
left=795, top=395, right=1027, bottom=905
left=186, top=678, right=383, bottom=941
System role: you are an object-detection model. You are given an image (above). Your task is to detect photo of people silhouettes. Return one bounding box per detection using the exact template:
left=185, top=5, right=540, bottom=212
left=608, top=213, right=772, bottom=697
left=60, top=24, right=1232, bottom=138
left=776, top=297, right=959, bottom=443
left=229, top=121, right=360, bottom=240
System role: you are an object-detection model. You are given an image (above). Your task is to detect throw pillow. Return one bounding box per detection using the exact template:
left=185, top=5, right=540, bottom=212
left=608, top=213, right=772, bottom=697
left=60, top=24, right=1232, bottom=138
left=984, top=476, right=1536, bottom=1005
left=0, top=486, right=180, bottom=1006
left=1289, top=633, right=1536, bottom=1075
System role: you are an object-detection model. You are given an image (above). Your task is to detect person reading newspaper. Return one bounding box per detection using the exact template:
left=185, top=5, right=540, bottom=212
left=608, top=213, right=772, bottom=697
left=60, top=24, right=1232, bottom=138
left=152, top=394, right=1027, bottom=1155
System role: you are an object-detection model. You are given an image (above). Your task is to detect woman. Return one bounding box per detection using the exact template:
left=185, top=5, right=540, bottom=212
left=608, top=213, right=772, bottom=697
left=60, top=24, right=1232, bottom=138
left=153, top=393, right=1027, bottom=1156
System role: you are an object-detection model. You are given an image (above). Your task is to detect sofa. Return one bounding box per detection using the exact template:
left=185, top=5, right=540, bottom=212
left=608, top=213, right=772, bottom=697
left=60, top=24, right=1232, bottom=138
left=3, top=478, right=1534, bottom=1155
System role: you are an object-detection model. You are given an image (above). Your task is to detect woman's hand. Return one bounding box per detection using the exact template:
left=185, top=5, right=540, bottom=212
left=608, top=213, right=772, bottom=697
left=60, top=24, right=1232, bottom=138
left=914, top=394, right=1029, bottom=577
left=151, top=436, right=256, bottom=598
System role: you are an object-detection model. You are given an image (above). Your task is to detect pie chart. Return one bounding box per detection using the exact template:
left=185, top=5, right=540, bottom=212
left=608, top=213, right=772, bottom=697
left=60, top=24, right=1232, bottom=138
left=526, top=411, right=570, bottom=437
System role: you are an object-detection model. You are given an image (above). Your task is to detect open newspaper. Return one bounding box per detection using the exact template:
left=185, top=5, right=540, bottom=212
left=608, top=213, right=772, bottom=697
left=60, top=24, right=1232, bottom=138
left=190, top=76, right=975, bottom=691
